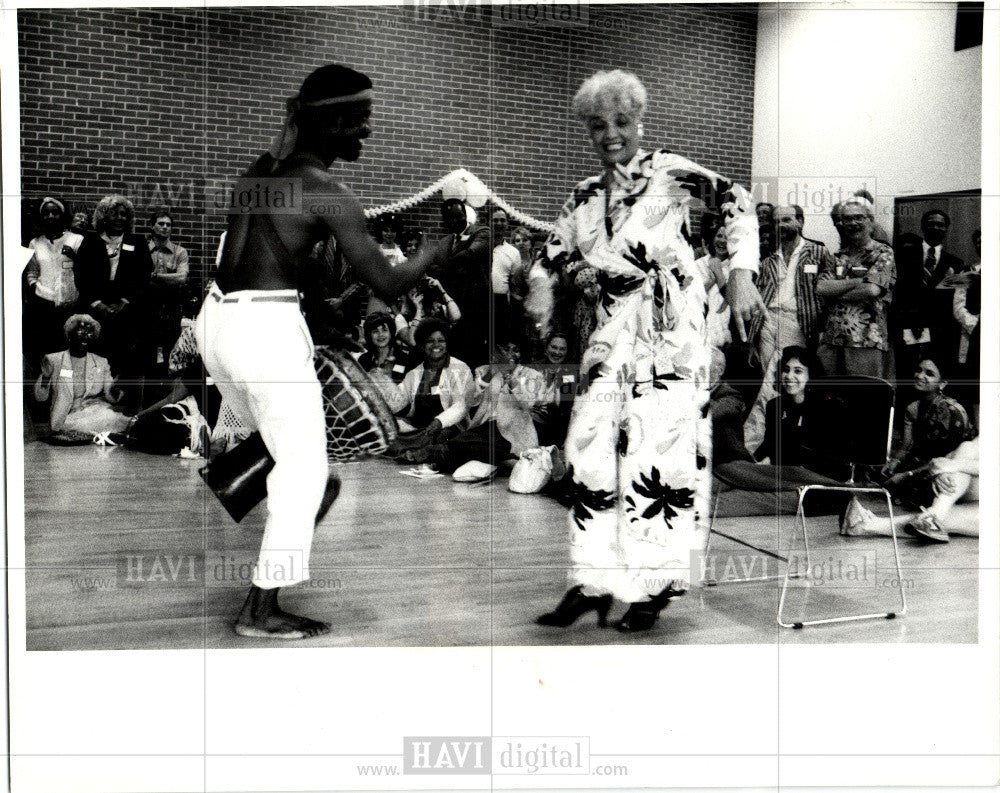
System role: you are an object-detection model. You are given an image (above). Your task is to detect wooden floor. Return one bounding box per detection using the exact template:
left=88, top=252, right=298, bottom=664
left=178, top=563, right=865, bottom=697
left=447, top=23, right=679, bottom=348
left=21, top=442, right=979, bottom=650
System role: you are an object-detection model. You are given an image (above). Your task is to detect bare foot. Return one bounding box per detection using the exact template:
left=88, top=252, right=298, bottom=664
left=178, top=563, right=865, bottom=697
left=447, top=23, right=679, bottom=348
left=234, top=585, right=330, bottom=640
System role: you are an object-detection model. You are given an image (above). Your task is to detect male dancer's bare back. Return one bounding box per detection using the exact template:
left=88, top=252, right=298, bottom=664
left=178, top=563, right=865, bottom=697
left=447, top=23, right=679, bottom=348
left=201, top=65, right=443, bottom=638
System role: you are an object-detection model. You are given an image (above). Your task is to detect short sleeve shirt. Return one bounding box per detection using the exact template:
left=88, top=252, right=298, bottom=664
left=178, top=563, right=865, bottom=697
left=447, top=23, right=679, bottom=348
left=819, top=239, right=895, bottom=350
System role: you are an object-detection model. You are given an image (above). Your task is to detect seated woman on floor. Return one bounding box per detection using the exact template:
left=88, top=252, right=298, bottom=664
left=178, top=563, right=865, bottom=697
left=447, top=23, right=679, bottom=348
left=393, top=318, right=473, bottom=459
left=358, top=312, right=409, bottom=383
left=879, top=356, right=976, bottom=541
left=424, top=342, right=547, bottom=473
left=528, top=332, right=578, bottom=449
left=754, top=345, right=824, bottom=470
left=33, top=314, right=130, bottom=436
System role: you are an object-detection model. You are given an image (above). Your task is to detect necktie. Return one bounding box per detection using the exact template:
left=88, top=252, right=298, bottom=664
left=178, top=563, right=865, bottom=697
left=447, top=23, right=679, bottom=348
left=924, top=247, right=936, bottom=285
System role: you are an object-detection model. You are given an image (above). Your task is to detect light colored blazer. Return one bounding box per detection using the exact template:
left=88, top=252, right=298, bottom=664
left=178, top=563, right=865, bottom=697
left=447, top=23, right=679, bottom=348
left=398, top=358, right=474, bottom=430
left=34, top=350, right=115, bottom=430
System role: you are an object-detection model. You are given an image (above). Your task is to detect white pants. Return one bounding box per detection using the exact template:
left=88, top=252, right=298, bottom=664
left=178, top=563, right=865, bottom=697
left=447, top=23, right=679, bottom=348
left=195, top=287, right=328, bottom=589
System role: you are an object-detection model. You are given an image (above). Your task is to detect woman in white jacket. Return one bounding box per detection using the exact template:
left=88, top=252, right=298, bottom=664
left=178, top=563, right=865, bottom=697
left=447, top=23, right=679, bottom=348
left=396, top=318, right=473, bottom=458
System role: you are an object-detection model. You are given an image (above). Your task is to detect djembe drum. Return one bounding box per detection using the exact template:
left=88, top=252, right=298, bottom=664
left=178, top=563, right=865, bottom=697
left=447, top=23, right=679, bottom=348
left=313, top=345, right=398, bottom=461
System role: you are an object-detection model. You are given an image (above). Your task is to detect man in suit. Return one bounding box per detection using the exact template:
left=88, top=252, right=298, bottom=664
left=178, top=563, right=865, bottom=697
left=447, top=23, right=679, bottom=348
left=73, top=194, right=155, bottom=408
left=431, top=198, right=491, bottom=366
left=897, top=209, right=965, bottom=377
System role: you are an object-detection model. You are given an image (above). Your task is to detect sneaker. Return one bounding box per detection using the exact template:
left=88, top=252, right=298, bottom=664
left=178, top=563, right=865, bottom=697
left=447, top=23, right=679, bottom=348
left=904, top=514, right=950, bottom=543
left=839, top=498, right=878, bottom=536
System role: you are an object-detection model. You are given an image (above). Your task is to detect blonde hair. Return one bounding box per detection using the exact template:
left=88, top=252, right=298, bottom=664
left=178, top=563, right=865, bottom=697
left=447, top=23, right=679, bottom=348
left=572, top=69, right=647, bottom=120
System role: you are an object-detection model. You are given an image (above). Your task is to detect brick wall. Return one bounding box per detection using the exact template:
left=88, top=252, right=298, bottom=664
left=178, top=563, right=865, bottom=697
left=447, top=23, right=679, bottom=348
left=18, top=4, right=757, bottom=275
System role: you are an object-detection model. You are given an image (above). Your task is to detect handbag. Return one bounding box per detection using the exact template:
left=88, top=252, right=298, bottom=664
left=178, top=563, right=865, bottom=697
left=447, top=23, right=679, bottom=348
left=199, top=432, right=341, bottom=524
left=508, top=445, right=557, bottom=494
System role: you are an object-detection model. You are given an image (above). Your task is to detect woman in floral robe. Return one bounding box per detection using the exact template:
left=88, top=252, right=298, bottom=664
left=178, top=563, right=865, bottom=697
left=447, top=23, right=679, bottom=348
left=528, top=70, right=761, bottom=631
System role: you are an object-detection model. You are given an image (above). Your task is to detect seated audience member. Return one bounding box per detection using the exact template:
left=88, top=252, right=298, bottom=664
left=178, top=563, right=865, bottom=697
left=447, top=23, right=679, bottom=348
left=33, top=314, right=130, bottom=435
left=425, top=342, right=547, bottom=473
left=356, top=312, right=409, bottom=415
left=395, top=318, right=473, bottom=450
left=146, top=208, right=190, bottom=365
left=882, top=356, right=974, bottom=485
left=430, top=198, right=491, bottom=367
left=24, top=196, right=83, bottom=364
left=73, top=194, right=155, bottom=408
left=400, top=275, right=461, bottom=347
left=709, top=349, right=753, bottom=465
left=754, top=346, right=824, bottom=470
left=530, top=332, right=577, bottom=448
left=696, top=221, right=732, bottom=352
left=903, top=435, right=979, bottom=543
left=815, top=196, right=896, bottom=378
left=847, top=357, right=978, bottom=542
left=570, top=266, right=601, bottom=362
left=748, top=205, right=833, bottom=367
left=123, top=328, right=217, bottom=457
left=358, top=312, right=408, bottom=382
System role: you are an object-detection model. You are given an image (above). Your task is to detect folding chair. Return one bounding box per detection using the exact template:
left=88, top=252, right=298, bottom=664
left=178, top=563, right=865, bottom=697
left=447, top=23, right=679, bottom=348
left=703, top=461, right=842, bottom=586
left=777, top=376, right=907, bottom=628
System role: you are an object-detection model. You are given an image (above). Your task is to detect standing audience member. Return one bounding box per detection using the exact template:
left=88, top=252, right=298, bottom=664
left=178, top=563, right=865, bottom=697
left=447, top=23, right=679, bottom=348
left=815, top=196, right=896, bottom=378
left=951, top=228, right=981, bottom=418
left=367, top=213, right=407, bottom=315
left=507, top=225, right=535, bottom=349
left=749, top=205, right=833, bottom=366
left=146, top=208, right=190, bottom=366
left=23, top=196, right=83, bottom=365
left=431, top=198, right=491, bottom=367
left=695, top=221, right=732, bottom=352
left=400, top=275, right=461, bottom=347
left=853, top=189, right=891, bottom=244
left=70, top=210, right=91, bottom=235
left=793, top=205, right=826, bottom=249
left=73, top=194, right=155, bottom=410
left=490, top=207, right=520, bottom=344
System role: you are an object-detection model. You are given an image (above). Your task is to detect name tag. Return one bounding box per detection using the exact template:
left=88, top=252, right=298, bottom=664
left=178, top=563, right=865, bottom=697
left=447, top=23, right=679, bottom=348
left=393, top=364, right=405, bottom=374
left=60, top=368, right=74, bottom=378
left=122, top=243, right=135, bottom=252
left=205, top=376, right=215, bottom=386
left=803, top=264, right=818, bottom=275
left=430, top=385, right=441, bottom=396
left=562, top=375, right=575, bottom=384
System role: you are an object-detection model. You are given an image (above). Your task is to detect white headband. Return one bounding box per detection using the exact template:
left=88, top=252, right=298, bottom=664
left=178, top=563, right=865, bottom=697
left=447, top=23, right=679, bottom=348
left=40, top=196, right=65, bottom=214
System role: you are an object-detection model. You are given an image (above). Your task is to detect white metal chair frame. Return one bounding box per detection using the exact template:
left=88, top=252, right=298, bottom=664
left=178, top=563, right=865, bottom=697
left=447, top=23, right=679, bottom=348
left=777, top=398, right=908, bottom=628
left=701, top=378, right=908, bottom=629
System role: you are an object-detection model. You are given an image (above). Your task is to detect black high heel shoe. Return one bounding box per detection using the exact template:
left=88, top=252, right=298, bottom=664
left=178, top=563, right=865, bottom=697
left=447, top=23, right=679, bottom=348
left=615, top=584, right=687, bottom=632
left=536, top=585, right=612, bottom=628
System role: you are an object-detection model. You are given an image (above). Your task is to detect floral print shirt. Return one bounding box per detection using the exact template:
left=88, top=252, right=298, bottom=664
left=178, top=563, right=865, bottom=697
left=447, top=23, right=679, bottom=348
left=819, top=240, right=896, bottom=350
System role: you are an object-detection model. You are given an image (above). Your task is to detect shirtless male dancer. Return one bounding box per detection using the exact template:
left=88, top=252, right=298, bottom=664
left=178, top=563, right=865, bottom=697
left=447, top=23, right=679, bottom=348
left=196, top=64, right=443, bottom=639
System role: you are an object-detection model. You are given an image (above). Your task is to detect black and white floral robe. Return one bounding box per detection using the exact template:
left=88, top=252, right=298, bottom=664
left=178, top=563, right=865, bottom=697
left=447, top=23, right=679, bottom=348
left=530, top=148, right=758, bottom=600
